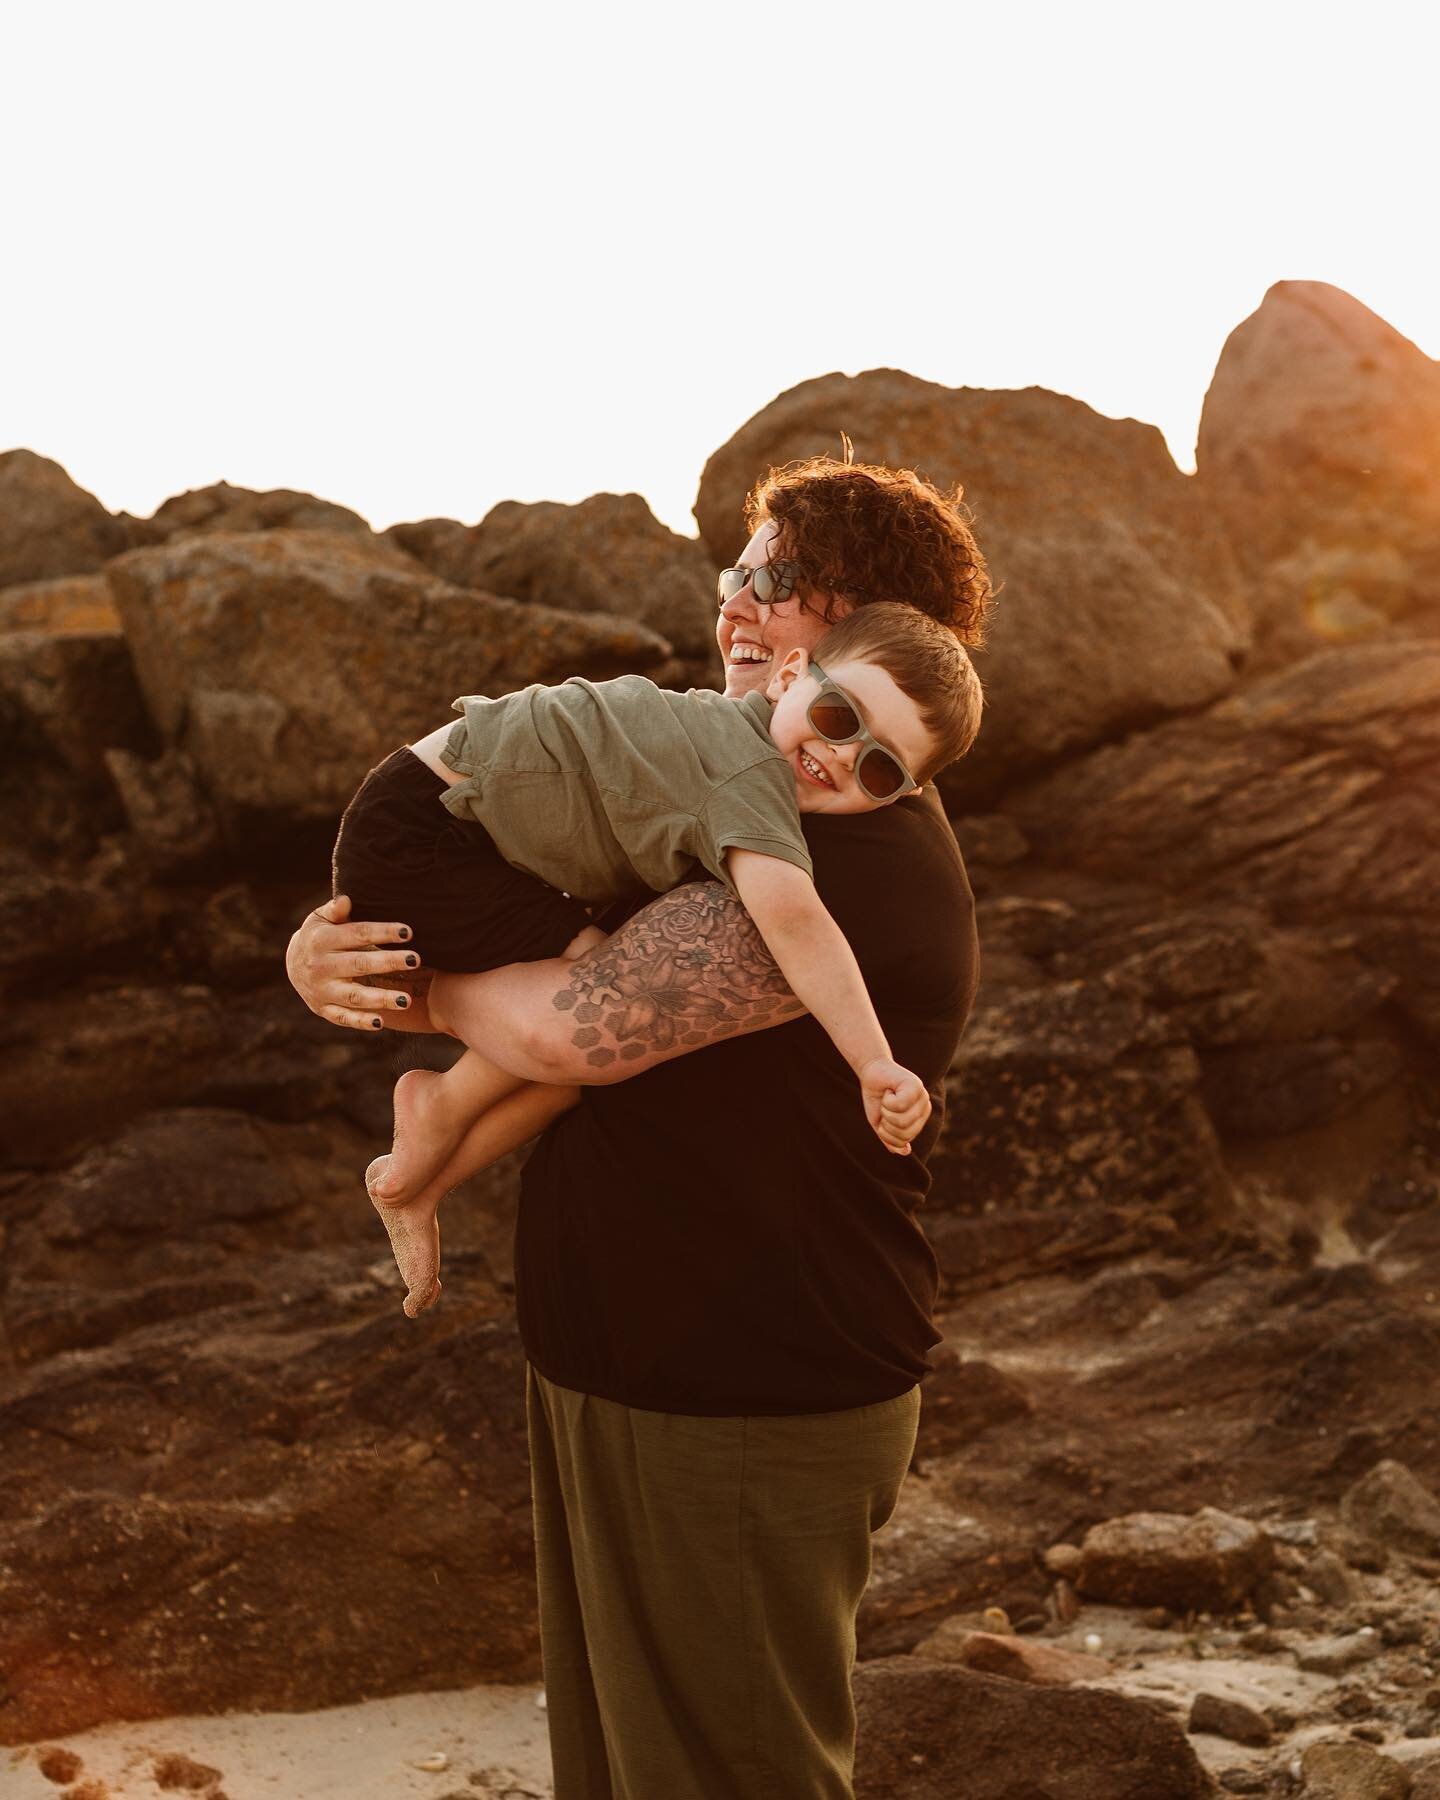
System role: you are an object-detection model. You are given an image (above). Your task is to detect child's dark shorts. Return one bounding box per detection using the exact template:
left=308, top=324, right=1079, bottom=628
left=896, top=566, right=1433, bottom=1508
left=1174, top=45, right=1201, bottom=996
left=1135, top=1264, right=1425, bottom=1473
left=331, top=748, right=594, bottom=973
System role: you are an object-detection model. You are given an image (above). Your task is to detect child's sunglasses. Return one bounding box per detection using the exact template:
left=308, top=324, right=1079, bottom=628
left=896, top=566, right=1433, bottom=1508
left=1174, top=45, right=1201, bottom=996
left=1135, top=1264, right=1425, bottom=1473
left=806, top=659, right=919, bottom=802
left=716, top=559, right=801, bottom=608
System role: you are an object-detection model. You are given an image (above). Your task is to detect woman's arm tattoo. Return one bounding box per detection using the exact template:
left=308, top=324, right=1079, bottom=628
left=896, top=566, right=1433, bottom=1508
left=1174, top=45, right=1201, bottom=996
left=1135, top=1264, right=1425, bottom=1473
left=554, top=881, right=805, bottom=1070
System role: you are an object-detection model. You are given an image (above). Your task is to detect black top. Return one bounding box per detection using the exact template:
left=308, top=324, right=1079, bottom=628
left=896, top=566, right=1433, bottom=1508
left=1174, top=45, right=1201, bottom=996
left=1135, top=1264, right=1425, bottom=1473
left=515, top=787, right=979, bottom=1415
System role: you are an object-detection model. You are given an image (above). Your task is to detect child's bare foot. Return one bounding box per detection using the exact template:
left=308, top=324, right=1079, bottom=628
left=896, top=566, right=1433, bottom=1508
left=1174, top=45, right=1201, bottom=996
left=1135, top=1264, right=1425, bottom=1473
left=369, top=1068, right=471, bottom=1206
left=367, top=1156, right=442, bottom=1317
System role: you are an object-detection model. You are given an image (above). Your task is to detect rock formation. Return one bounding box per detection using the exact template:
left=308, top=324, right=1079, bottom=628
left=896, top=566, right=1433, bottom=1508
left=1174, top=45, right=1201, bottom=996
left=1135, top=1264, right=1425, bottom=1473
left=386, top=491, right=718, bottom=669
left=696, top=369, right=1251, bottom=803
left=124, top=479, right=376, bottom=546
left=106, top=527, right=674, bottom=840
left=0, top=450, right=130, bottom=587
left=1197, top=280, right=1440, bottom=672
left=4, top=283, right=1440, bottom=1791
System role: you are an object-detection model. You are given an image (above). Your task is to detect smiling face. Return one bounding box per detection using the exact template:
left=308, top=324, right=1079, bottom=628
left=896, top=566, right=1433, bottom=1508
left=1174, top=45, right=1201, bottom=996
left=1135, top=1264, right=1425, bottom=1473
left=763, top=648, right=936, bottom=815
left=717, top=519, right=852, bottom=699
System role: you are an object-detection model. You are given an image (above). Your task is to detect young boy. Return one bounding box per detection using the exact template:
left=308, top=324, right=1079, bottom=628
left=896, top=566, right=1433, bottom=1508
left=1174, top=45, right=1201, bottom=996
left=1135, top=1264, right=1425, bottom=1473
left=331, top=602, right=982, bottom=1315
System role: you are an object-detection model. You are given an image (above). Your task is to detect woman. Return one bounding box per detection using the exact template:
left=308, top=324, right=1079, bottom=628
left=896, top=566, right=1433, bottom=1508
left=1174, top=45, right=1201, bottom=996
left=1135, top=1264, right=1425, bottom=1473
left=287, top=455, right=990, bottom=1800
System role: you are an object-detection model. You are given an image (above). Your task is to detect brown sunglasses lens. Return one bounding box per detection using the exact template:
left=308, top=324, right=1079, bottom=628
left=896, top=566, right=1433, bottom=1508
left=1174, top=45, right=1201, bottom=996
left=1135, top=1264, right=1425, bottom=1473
left=858, top=750, right=906, bottom=799
left=809, top=700, right=860, bottom=740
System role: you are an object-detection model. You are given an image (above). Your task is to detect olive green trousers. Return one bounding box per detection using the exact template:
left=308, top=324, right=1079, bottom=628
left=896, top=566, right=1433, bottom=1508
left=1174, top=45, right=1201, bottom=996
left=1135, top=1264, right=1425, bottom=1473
left=525, top=1365, right=920, bottom=1800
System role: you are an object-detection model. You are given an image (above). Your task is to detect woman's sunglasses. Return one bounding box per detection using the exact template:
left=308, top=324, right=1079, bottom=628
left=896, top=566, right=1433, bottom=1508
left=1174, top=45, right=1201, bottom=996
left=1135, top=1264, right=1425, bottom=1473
left=716, top=559, right=801, bottom=609
left=806, top=659, right=919, bottom=802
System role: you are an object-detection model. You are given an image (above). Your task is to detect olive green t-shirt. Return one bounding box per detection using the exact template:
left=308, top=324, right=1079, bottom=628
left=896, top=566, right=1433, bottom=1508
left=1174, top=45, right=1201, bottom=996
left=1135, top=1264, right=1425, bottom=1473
left=437, top=676, right=813, bottom=902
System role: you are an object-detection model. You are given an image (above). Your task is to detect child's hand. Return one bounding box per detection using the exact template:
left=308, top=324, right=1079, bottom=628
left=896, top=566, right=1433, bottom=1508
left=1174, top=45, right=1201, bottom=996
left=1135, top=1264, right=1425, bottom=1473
left=859, top=1059, right=932, bottom=1156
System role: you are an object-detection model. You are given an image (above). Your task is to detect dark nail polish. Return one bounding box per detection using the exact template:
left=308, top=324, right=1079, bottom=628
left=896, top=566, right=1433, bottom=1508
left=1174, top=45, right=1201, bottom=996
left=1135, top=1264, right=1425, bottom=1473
left=372, top=1017, right=383, bottom=1029
left=405, top=953, right=419, bottom=968
left=398, top=927, right=412, bottom=941
left=395, top=994, right=410, bottom=1009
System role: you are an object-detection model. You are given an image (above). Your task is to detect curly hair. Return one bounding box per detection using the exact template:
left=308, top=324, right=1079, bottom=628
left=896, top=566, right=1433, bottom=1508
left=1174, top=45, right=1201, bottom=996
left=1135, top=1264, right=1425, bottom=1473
left=743, top=454, right=992, bottom=647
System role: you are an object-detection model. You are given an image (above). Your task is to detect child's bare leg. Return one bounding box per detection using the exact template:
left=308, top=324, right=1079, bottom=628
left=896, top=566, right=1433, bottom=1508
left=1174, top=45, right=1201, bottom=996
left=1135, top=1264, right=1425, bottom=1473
left=368, top=1080, right=580, bottom=1317
left=370, top=926, right=606, bottom=1206
left=364, top=925, right=604, bottom=1314
left=370, top=1049, right=526, bottom=1204
left=367, top=1174, right=445, bottom=1318
left=366, top=1050, right=527, bottom=1318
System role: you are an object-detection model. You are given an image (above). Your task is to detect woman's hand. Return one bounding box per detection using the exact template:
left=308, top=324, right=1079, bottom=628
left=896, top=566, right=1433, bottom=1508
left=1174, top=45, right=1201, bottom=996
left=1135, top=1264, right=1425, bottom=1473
left=286, top=894, right=423, bottom=1031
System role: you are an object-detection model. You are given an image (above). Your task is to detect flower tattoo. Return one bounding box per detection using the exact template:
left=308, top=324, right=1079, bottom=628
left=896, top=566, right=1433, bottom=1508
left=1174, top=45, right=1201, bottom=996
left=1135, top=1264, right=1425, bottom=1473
left=552, top=880, right=802, bottom=1065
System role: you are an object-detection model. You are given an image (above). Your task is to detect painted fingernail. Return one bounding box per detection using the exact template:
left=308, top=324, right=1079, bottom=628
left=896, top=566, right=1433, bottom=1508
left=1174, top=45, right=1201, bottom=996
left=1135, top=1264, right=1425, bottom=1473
left=372, top=1017, right=383, bottom=1029
left=395, top=994, right=410, bottom=1009
left=405, top=953, right=419, bottom=968
left=398, top=926, right=412, bottom=941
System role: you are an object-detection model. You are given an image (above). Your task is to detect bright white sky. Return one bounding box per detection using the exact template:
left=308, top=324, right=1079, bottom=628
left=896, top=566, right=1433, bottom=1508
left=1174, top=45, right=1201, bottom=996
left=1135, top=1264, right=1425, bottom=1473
left=3, top=1, right=1435, bottom=541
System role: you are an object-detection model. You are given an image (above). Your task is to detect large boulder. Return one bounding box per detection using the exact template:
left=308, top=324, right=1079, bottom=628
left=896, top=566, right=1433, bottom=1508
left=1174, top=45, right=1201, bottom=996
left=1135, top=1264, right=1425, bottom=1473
left=126, top=480, right=375, bottom=545
left=106, top=528, right=674, bottom=838
left=853, top=1657, right=1213, bottom=1799
left=930, top=973, right=1230, bottom=1222
left=1197, top=281, right=1440, bottom=664
left=0, top=625, right=155, bottom=858
left=0, top=573, right=119, bottom=634
left=1299, top=1739, right=1413, bottom=1800
left=0, top=450, right=129, bottom=587
left=0, top=1108, right=540, bottom=1741
left=1001, top=640, right=1440, bottom=1046
left=1340, top=1459, right=1440, bottom=1559
left=695, top=371, right=1249, bottom=803
left=0, top=628, right=152, bottom=781
left=977, top=890, right=1406, bottom=1141
left=1077, top=1506, right=1274, bottom=1612
left=0, top=846, right=144, bottom=983
left=0, top=979, right=388, bottom=1162
left=386, top=491, right=718, bottom=664
left=858, top=1484, right=1041, bottom=1658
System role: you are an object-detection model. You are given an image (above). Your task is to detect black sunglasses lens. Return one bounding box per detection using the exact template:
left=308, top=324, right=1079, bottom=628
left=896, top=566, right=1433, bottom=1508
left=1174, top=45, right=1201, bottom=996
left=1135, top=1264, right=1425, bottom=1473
left=810, top=700, right=860, bottom=741
left=717, top=569, right=743, bottom=606
left=859, top=749, right=905, bottom=799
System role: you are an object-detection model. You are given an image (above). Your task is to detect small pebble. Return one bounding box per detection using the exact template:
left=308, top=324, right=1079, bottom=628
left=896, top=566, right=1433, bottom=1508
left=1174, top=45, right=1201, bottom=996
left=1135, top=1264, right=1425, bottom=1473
left=1043, top=1542, right=1082, bottom=1578
left=412, top=1752, right=449, bottom=1771
left=37, top=1748, right=83, bottom=1784
left=1267, top=1519, right=1319, bottom=1547
left=1083, top=1632, right=1103, bottom=1654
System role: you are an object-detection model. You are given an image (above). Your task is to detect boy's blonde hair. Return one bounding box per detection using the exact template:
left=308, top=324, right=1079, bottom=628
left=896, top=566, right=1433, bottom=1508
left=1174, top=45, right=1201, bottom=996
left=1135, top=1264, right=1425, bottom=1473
left=814, top=602, right=983, bottom=785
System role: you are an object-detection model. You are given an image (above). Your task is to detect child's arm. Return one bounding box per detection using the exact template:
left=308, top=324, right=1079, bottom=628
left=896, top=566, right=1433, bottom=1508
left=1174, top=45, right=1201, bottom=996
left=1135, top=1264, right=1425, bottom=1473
left=725, top=849, right=930, bottom=1155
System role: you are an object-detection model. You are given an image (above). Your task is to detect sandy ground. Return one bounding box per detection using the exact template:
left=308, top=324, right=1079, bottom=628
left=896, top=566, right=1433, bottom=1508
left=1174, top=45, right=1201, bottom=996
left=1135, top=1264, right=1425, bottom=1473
left=5, top=1683, right=553, bottom=1799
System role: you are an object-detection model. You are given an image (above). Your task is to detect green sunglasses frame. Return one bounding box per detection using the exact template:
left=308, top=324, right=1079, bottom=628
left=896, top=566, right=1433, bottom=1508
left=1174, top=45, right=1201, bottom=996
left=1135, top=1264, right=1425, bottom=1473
left=806, top=659, right=920, bottom=802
